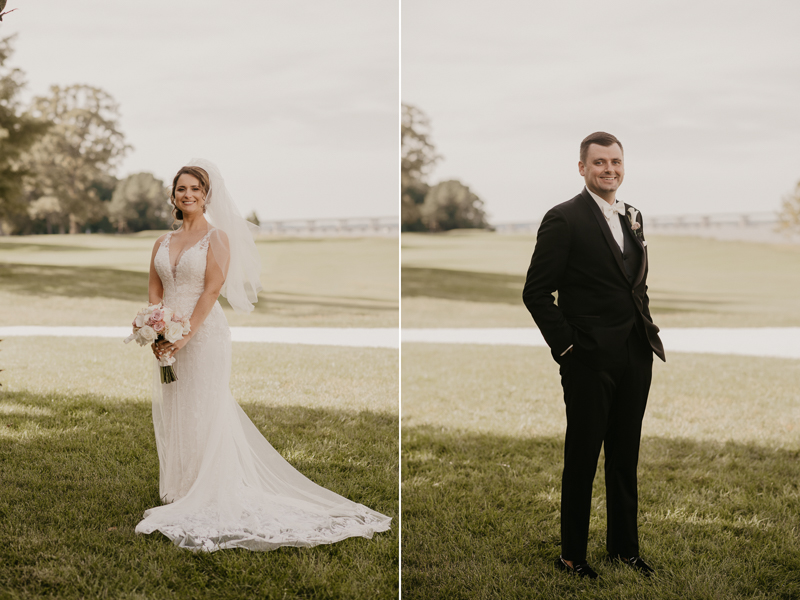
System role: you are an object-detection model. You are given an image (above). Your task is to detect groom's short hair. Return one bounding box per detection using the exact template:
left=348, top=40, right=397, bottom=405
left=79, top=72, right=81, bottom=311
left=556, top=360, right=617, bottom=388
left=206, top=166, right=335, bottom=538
left=580, top=132, right=623, bottom=163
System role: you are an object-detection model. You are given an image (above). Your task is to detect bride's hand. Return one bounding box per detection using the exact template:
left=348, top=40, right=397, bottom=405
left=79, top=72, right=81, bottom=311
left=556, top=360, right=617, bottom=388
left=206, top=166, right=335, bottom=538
left=152, top=337, right=189, bottom=359
left=152, top=340, right=172, bottom=359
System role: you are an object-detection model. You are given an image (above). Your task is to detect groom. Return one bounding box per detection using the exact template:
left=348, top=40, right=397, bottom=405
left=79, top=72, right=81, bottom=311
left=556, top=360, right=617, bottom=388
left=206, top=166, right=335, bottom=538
left=522, top=132, right=665, bottom=579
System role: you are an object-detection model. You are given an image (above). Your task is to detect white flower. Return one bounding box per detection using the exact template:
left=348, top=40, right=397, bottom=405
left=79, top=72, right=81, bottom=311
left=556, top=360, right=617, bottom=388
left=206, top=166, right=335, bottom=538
left=138, top=325, right=157, bottom=345
left=135, top=304, right=158, bottom=327
left=162, top=306, right=174, bottom=322
left=627, top=207, right=639, bottom=224
left=180, top=316, right=191, bottom=335
left=164, top=321, right=185, bottom=343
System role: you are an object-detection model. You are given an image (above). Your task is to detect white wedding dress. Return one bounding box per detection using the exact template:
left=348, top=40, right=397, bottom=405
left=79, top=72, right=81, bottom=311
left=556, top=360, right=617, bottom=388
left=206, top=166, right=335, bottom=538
left=134, top=228, right=391, bottom=551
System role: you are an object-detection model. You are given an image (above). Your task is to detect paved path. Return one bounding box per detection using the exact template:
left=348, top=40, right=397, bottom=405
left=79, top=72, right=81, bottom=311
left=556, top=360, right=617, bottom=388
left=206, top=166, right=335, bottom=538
left=402, top=327, right=800, bottom=359
left=3, top=326, right=798, bottom=358
left=0, top=326, right=399, bottom=349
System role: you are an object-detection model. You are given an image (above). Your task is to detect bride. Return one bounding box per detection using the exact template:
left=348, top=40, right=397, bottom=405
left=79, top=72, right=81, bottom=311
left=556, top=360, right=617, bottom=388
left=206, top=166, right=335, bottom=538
left=135, top=158, right=391, bottom=551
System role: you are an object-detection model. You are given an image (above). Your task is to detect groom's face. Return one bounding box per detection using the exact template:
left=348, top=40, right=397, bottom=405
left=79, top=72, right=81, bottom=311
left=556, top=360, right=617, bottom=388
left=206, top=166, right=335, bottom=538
left=579, top=143, right=624, bottom=201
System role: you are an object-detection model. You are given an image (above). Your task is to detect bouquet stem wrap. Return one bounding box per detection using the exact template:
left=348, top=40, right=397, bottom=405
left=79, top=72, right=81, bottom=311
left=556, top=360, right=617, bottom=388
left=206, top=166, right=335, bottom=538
left=156, top=334, right=178, bottom=384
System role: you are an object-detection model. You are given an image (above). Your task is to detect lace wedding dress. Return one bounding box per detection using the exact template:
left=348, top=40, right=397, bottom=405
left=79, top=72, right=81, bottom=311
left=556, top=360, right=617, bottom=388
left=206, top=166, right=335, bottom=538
left=134, top=228, right=391, bottom=551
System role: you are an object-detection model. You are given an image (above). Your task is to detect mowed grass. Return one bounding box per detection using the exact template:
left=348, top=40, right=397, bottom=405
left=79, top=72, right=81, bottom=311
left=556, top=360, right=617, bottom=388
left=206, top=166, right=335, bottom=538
left=0, top=233, right=398, bottom=328
left=401, top=344, right=800, bottom=599
left=0, top=232, right=399, bottom=597
left=401, top=231, right=800, bottom=598
left=403, top=429, right=800, bottom=600
left=401, top=231, right=800, bottom=327
left=402, top=345, right=799, bottom=447
left=0, top=337, right=398, bottom=599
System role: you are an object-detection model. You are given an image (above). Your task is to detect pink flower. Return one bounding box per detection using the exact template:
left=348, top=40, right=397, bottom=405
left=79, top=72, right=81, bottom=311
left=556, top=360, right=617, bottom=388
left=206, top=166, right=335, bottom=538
left=151, top=309, right=164, bottom=322
left=153, top=320, right=166, bottom=332
left=632, top=223, right=641, bottom=231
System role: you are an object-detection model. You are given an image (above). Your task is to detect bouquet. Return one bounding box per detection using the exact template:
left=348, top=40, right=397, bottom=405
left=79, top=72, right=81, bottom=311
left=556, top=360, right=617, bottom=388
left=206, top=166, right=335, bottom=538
left=124, top=303, right=191, bottom=384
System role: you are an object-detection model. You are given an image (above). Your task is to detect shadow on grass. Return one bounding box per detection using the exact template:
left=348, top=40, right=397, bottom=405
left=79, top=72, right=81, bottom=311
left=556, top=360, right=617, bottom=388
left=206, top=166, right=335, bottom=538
left=648, top=288, right=740, bottom=315
left=0, top=262, right=396, bottom=316
left=402, top=425, right=800, bottom=600
left=402, top=267, right=524, bottom=305
left=0, top=241, right=97, bottom=253
left=402, top=267, right=743, bottom=318
left=242, top=293, right=399, bottom=317
left=0, top=263, right=150, bottom=301
left=0, top=391, right=398, bottom=600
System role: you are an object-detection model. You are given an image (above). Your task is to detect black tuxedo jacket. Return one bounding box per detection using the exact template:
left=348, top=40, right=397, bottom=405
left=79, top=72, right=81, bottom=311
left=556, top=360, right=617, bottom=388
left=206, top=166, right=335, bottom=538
left=523, top=188, right=665, bottom=367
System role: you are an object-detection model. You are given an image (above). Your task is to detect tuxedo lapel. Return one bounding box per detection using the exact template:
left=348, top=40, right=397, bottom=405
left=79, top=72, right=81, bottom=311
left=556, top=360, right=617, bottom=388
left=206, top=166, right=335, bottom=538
left=622, top=203, right=647, bottom=288
left=579, top=189, right=627, bottom=280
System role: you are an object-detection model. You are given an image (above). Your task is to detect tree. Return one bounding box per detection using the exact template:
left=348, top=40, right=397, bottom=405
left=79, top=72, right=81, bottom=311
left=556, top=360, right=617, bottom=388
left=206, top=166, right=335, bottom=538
left=84, top=175, right=119, bottom=233
left=402, top=103, right=440, bottom=231
left=27, top=196, right=61, bottom=234
left=0, top=35, right=49, bottom=231
left=777, top=180, right=800, bottom=233
left=420, top=179, right=491, bottom=232
left=24, top=84, right=131, bottom=233
left=108, top=172, right=170, bottom=232
left=246, top=210, right=260, bottom=227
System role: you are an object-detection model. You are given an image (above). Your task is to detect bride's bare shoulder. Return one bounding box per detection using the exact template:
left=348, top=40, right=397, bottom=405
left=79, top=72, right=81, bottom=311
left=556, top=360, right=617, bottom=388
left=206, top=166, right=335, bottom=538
left=209, top=228, right=229, bottom=247
left=151, top=232, right=172, bottom=256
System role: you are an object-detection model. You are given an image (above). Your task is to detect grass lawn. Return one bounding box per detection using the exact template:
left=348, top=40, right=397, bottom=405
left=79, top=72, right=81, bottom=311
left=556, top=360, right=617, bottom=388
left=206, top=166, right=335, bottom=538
left=0, top=232, right=399, bottom=598
left=401, top=344, right=800, bottom=599
left=0, top=337, right=398, bottom=599
left=401, top=231, right=800, bottom=328
left=1, top=233, right=398, bottom=328
left=401, top=231, right=800, bottom=598
left=402, top=345, right=799, bottom=447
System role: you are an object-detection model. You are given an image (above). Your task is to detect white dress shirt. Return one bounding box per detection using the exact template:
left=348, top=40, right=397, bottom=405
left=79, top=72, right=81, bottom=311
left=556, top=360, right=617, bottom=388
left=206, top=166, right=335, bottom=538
left=586, top=187, right=625, bottom=252
left=561, top=188, right=626, bottom=357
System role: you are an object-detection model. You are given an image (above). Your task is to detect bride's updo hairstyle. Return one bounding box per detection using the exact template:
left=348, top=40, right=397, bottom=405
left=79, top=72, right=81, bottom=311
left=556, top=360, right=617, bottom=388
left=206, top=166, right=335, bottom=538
left=170, top=166, right=210, bottom=223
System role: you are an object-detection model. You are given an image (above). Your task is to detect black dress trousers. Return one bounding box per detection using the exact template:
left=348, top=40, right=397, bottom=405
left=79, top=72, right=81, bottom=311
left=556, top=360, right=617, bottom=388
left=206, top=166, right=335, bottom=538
left=558, top=328, right=653, bottom=561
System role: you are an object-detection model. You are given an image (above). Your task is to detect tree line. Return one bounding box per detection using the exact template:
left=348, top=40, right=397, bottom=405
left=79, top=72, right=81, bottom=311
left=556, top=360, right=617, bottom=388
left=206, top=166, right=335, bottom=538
left=401, top=102, right=800, bottom=236
left=402, top=103, right=490, bottom=232
left=0, top=36, right=197, bottom=235
left=778, top=182, right=800, bottom=233
left=6, top=35, right=797, bottom=238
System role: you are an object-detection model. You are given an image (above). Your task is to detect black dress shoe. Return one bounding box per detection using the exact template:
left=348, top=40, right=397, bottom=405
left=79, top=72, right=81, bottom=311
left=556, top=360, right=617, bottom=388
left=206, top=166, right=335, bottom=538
left=613, top=555, right=655, bottom=577
left=554, top=556, right=599, bottom=579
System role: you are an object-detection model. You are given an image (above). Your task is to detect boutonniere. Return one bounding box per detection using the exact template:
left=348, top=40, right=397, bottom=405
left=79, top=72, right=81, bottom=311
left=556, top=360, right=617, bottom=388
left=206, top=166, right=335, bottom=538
left=627, top=207, right=643, bottom=238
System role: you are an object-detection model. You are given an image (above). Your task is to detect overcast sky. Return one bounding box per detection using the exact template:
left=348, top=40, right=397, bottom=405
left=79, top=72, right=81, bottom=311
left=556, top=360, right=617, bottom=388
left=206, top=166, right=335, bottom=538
left=4, top=0, right=398, bottom=221
left=402, top=0, right=800, bottom=222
